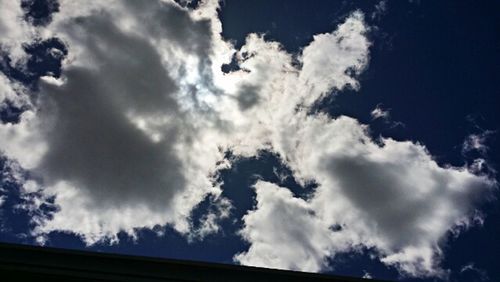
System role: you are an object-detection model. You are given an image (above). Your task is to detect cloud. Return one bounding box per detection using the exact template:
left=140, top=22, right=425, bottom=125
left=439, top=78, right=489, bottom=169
left=0, top=0, right=39, bottom=63
left=0, top=0, right=496, bottom=278
left=363, top=271, right=373, bottom=279
left=460, top=263, right=488, bottom=281
left=462, top=131, right=494, bottom=156
left=236, top=115, right=495, bottom=277
left=371, top=104, right=390, bottom=120
left=0, top=96, right=46, bottom=170
left=1, top=0, right=234, bottom=243
left=370, top=104, right=404, bottom=128
left=0, top=74, right=30, bottom=125
left=371, top=0, right=388, bottom=20
left=299, top=11, right=369, bottom=106
left=35, top=14, right=185, bottom=208
left=234, top=181, right=339, bottom=272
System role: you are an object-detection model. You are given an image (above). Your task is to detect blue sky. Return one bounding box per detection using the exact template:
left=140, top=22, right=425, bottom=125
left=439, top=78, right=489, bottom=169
left=0, top=0, right=499, bottom=281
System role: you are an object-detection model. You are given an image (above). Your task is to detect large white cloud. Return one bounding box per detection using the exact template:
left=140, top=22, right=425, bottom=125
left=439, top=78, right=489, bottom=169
left=236, top=115, right=495, bottom=277
left=2, top=0, right=234, bottom=243
left=0, top=0, right=496, bottom=278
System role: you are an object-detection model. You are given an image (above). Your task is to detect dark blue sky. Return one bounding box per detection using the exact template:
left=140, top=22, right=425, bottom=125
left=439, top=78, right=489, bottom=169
left=1, top=1, right=499, bottom=281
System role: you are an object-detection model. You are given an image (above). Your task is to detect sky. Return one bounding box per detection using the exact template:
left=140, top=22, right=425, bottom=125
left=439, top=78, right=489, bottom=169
left=0, top=0, right=499, bottom=281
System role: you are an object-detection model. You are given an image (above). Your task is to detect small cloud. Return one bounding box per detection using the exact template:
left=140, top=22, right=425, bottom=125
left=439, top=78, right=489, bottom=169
left=40, top=75, right=65, bottom=87
left=370, top=104, right=390, bottom=120
left=371, top=0, right=388, bottom=20
left=460, top=263, right=488, bottom=281
left=273, top=167, right=289, bottom=183
left=462, top=130, right=494, bottom=156
left=0, top=195, right=6, bottom=207
left=362, top=270, right=373, bottom=279
left=370, top=104, right=405, bottom=128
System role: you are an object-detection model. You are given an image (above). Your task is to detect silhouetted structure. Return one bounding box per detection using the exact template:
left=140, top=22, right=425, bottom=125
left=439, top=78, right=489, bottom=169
left=0, top=242, right=388, bottom=281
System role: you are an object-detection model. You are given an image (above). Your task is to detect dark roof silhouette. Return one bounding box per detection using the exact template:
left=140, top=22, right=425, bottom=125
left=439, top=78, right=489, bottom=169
left=0, top=242, right=390, bottom=282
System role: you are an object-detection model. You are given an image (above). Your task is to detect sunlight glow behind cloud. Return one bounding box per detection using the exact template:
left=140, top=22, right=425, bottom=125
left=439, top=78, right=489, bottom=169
left=0, top=0, right=496, bottom=278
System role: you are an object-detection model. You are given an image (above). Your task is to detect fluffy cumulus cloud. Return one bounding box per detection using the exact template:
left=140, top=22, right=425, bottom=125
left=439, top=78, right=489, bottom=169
left=235, top=115, right=495, bottom=277
left=1, top=0, right=234, bottom=243
left=0, top=0, right=496, bottom=278
left=235, top=181, right=342, bottom=272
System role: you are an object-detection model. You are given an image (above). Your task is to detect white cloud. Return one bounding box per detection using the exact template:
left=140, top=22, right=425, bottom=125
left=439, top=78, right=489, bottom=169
left=371, top=0, right=388, bottom=20
left=460, top=263, right=488, bottom=281
left=0, top=74, right=15, bottom=104
left=1, top=0, right=233, bottom=244
left=188, top=195, right=232, bottom=241
left=370, top=104, right=404, bottom=128
left=236, top=115, right=495, bottom=277
left=371, top=104, right=390, bottom=120
left=0, top=0, right=496, bottom=279
left=299, top=11, right=370, bottom=106
left=234, top=181, right=341, bottom=272
left=0, top=110, right=47, bottom=169
left=363, top=271, right=373, bottom=279
left=462, top=131, right=493, bottom=156
left=0, top=73, right=32, bottom=111
left=0, top=0, right=40, bottom=64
